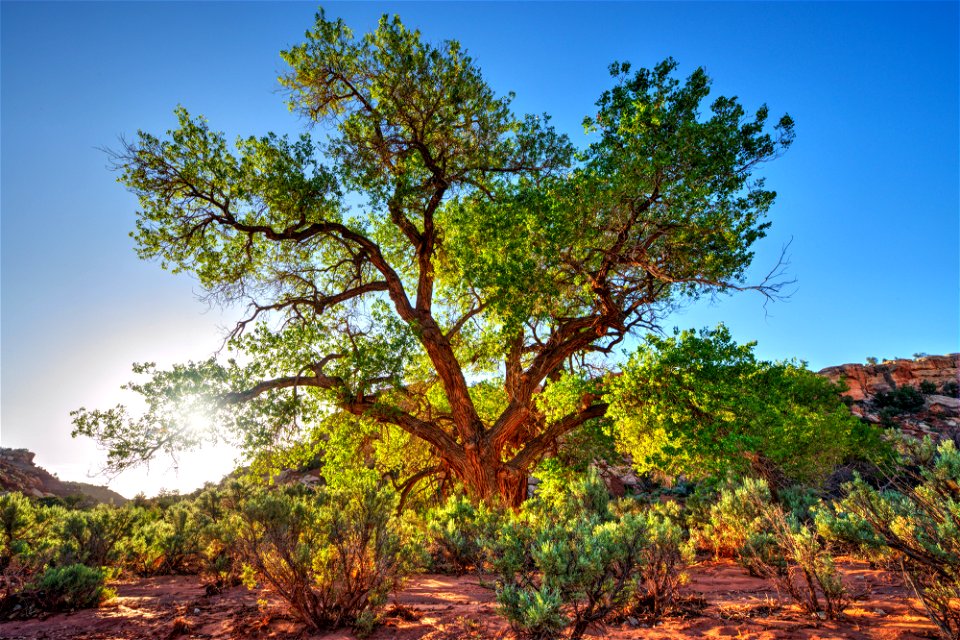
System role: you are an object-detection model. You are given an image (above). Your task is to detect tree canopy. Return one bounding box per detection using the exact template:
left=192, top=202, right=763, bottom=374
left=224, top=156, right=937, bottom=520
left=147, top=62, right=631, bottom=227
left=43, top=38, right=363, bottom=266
left=73, top=12, right=798, bottom=505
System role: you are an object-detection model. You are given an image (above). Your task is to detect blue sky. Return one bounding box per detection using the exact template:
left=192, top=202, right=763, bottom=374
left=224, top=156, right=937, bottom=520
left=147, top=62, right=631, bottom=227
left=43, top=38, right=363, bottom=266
left=2, top=2, right=957, bottom=496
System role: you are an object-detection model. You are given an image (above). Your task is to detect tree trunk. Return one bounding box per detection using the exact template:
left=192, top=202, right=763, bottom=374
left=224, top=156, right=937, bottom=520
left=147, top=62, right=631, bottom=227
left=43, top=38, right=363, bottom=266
left=453, top=447, right=528, bottom=508
left=496, top=467, right=529, bottom=509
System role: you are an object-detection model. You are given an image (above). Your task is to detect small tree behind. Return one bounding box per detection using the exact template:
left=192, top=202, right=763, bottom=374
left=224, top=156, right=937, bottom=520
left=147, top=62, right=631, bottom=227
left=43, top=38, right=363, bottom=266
left=607, top=325, right=882, bottom=487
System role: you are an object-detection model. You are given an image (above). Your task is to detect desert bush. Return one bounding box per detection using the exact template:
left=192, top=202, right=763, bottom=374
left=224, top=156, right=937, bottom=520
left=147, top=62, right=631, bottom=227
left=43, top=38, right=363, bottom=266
left=33, top=563, right=113, bottom=612
left=0, top=493, right=39, bottom=573
left=692, top=477, right=772, bottom=558
left=944, top=381, right=960, bottom=398
left=193, top=489, right=242, bottom=591
left=690, top=478, right=847, bottom=619
left=234, top=482, right=404, bottom=634
left=114, top=507, right=161, bottom=574
left=157, top=503, right=203, bottom=573
left=119, top=503, right=202, bottom=575
left=838, top=440, right=960, bottom=639
left=740, top=504, right=848, bottom=620
left=425, top=494, right=502, bottom=574
left=55, top=505, right=134, bottom=569
left=493, top=511, right=643, bottom=639
left=921, top=380, right=939, bottom=395
left=813, top=504, right=889, bottom=563
left=491, top=472, right=691, bottom=640
left=0, top=494, right=61, bottom=598
left=631, top=502, right=695, bottom=619
left=496, top=585, right=567, bottom=639
left=874, top=384, right=925, bottom=414
left=778, top=486, right=821, bottom=522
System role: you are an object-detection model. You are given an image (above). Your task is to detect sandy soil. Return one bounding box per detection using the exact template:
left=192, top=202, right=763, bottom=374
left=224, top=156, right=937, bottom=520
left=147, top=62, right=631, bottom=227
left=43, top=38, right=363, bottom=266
left=0, top=559, right=937, bottom=640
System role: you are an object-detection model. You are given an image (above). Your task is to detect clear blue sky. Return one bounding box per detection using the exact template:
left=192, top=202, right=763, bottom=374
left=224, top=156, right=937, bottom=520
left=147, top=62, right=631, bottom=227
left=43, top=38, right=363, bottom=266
left=2, top=2, right=957, bottom=496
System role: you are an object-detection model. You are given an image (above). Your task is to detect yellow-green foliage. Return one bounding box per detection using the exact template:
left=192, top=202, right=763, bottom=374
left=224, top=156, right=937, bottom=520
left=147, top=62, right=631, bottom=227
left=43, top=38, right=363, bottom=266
left=34, top=564, right=114, bottom=612
left=0, top=494, right=117, bottom=616
left=193, top=488, right=242, bottom=589
left=740, top=505, right=849, bottom=620
left=692, top=477, right=772, bottom=558
left=119, top=502, right=203, bottom=576
left=0, top=493, right=60, bottom=596
left=607, top=325, right=883, bottom=485
left=425, top=494, right=503, bottom=574
left=55, top=505, right=134, bottom=569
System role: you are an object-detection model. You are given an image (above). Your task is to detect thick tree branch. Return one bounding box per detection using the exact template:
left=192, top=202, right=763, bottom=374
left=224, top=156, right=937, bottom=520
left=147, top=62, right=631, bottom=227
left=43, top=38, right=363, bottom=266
left=393, top=465, right=442, bottom=514
left=508, top=403, right=609, bottom=471
left=221, top=367, right=463, bottom=462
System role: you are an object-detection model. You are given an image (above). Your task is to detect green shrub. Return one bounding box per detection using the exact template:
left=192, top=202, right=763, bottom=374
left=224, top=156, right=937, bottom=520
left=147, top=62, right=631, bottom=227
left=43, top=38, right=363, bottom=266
left=943, top=381, right=959, bottom=397
left=838, top=440, right=960, bottom=639
left=1, top=493, right=39, bottom=578
left=778, top=486, right=821, bottom=523
left=690, top=478, right=847, bottom=619
left=234, top=482, right=404, bottom=633
left=920, top=380, right=939, bottom=395
left=632, top=503, right=694, bottom=619
left=491, top=473, right=691, bottom=640
left=0, top=494, right=60, bottom=597
left=740, top=505, right=848, bottom=620
left=193, top=489, right=241, bottom=591
left=692, top=477, right=772, bottom=558
left=496, top=583, right=567, bottom=640
left=157, top=503, right=203, bottom=574
left=813, top=504, right=889, bottom=563
left=425, top=494, right=502, bottom=574
left=55, top=505, right=134, bottom=569
left=34, top=563, right=113, bottom=611
left=120, top=503, right=202, bottom=575
left=494, top=510, right=643, bottom=639
left=115, top=507, right=162, bottom=575
left=874, top=384, right=925, bottom=413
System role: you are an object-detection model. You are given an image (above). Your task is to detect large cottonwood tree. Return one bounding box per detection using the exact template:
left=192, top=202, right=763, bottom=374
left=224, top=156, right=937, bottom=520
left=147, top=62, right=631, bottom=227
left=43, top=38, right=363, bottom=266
left=73, top=13, right=794, bottom=505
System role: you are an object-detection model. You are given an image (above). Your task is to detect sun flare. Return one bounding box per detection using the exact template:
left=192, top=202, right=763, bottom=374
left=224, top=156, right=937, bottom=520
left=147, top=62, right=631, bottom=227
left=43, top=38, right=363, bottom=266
left=174, top=408, right=241, bottom=478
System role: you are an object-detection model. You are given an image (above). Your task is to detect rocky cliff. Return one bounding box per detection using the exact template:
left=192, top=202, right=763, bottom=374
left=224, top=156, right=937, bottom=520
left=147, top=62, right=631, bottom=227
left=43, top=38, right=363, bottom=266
left=0, top=448, right=127, bottom=505
left=819, top=353, right=959, bottom=439
left=819, top=354, right=958, bottom=401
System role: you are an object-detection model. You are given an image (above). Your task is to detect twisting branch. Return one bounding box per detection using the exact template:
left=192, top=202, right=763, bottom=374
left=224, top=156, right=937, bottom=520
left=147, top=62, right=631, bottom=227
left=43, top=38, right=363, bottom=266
left=508, top=403, right=609, bottom=471
left=445, top=301, right=488, bottom=341
left=227, top=282, right=389, bottom=340
left=393, top=465, right=442, bottom=514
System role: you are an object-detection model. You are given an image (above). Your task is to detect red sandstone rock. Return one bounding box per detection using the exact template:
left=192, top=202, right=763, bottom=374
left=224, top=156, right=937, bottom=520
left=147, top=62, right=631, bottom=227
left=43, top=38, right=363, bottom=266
left=819, top=354, right=959, bottom=438
left=819, top=354, right=959, bottom=402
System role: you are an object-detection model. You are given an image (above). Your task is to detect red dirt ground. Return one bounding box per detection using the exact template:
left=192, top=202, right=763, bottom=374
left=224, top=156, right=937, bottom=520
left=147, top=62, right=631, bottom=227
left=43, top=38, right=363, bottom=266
left=0, top=559, right=936, bottom=640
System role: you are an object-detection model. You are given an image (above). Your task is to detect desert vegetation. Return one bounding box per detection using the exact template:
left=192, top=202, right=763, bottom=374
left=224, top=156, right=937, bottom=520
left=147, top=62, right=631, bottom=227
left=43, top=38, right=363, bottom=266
left=2, top=419, right=959, bottom=637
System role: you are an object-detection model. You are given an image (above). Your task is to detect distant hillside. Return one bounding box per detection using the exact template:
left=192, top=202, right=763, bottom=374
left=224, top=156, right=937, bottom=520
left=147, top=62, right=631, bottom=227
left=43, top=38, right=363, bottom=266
left=0, top=448, right=127, bottom=505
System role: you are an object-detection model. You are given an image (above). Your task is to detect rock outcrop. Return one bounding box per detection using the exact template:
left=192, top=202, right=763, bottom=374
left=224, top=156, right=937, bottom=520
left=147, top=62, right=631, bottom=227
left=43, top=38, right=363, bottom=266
left=819, top=354, right=959, bottom=401
left=0, top=448, right=127, bottom=505
left=819, top=354, right=960, bottom=439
